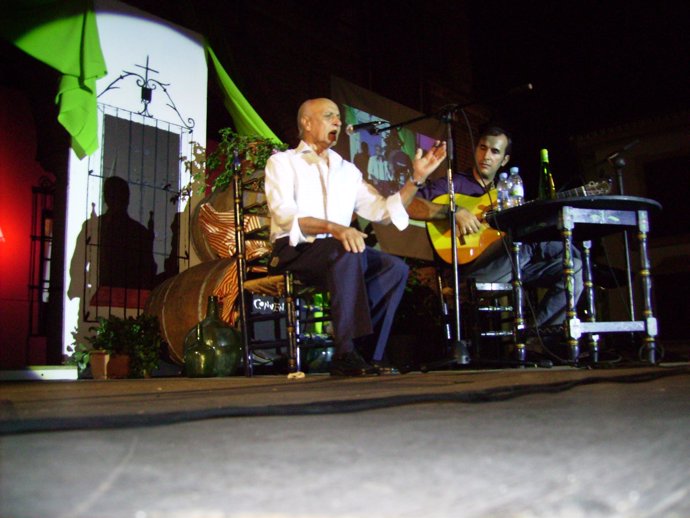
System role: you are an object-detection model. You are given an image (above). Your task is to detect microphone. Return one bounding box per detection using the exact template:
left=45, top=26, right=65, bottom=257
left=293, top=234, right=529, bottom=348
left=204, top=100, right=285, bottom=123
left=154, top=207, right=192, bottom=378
left=594, top=138, right=641, bottom=169
left=606, top=139, right=640, bottom=162
left=345, top=120, right=386, bottom=136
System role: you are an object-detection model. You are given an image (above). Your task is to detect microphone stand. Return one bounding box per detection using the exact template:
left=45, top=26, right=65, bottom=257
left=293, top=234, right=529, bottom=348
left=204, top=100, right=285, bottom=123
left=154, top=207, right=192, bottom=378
left=591, top=139, right=640, bottom=351
left=373, top=104, right=471, bottom=369
left=372, top=85, right=533, bottom=371
left=611, top=155, right=637, bottom=335
left=429, top=108, right=471, bottom=368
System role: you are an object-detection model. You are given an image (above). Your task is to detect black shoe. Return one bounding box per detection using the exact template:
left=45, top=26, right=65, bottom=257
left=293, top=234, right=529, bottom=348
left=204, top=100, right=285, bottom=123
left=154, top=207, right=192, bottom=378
left=370, top=359, right=401, bottom=376
left=329, top=351, right=378, bottom=377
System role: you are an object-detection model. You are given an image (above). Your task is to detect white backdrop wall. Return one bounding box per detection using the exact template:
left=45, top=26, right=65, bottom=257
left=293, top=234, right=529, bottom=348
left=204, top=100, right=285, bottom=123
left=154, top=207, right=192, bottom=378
left=63, top=0, right=208, bottom=352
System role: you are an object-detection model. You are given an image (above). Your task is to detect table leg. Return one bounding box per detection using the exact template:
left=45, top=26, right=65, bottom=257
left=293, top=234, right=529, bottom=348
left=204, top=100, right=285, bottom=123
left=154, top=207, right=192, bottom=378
left=637, top=210, right=658, bottom=363
left=560, top=207, right=580, bottom=363
left=582, top=240, right=600, bottom=362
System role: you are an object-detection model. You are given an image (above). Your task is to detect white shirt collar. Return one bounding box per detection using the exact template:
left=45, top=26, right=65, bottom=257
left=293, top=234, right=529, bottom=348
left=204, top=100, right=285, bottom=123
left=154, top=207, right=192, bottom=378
left=296, top=140, right=344, bottom=168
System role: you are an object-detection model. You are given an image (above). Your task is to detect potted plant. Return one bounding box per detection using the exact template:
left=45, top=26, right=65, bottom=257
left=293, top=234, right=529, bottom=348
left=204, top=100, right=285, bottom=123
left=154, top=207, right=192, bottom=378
left=181, top=128, right=287, bottom=197
left=125, top=313, right=163, bottom=378
left=205, top=128, right=287, bottom=191
left=64, top=341, right=91, bottom=379
left=64, top=327, right=109, bottom=379
left=85, top=314, right=163, bottom=379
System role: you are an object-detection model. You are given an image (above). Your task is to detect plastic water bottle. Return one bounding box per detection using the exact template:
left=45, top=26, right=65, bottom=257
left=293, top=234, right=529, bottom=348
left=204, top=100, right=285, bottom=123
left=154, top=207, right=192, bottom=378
left=509, top=166, right=524, bottom=206
left=496, top=172, right=510, bottom=210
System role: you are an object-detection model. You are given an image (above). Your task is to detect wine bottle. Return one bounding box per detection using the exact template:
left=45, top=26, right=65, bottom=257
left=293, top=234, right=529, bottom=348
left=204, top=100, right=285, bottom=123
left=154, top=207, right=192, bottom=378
left=538, top=148, right=556, bottom=199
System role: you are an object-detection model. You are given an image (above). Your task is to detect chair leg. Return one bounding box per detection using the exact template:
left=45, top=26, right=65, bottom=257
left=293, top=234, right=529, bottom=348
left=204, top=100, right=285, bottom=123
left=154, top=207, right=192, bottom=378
left=468, top=279, right=482, bottom=358
left=284, top=271, right=299, bottom=373
left=239, top=287, right=254, bottom=377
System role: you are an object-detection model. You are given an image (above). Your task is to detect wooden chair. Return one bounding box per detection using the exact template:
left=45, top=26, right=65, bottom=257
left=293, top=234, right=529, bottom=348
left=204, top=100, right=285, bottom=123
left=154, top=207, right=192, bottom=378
left=463, top=280, right=517, bottom=361
left=232, top=173, right=332, bottom=377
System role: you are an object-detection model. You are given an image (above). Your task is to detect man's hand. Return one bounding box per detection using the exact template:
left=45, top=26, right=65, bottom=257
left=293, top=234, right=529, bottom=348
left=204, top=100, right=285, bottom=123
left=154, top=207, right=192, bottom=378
left=412, top=141, right=447, bottom=183
left=455, top=207, right=482, bottom=236
left=331, top=225, right=368, bottom=253
left=297, top=217, right=367, bottom=253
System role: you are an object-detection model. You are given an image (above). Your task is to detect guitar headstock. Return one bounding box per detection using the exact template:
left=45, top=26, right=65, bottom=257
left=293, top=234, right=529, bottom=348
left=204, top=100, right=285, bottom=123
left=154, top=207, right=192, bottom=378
left=581, top=178, right=613, bottom=196
left=554, top=178, right=614, bottom=199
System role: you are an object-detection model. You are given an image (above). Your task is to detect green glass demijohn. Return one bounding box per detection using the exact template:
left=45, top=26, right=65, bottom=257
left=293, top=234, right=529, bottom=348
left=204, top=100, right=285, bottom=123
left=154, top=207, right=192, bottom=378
left=184, top=295, right=242, bottom=377
left=183, top=323, right=216, bottom=377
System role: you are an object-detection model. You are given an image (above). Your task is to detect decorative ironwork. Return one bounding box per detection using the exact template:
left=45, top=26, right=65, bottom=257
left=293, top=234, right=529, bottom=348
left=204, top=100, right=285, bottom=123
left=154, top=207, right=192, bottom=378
left=76, top=108, right=191, bottom=323
left=98, top=55, right=195, bottom=130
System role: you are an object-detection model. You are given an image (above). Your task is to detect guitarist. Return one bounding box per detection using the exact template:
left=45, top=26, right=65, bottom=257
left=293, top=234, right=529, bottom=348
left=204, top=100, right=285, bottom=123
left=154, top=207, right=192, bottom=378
left=406, top=124, right=583, bottom=331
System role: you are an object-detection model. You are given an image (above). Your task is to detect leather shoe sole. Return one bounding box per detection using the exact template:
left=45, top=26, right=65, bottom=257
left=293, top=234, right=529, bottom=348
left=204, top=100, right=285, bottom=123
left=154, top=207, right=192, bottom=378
left=329, top=351, right=378, bottom=376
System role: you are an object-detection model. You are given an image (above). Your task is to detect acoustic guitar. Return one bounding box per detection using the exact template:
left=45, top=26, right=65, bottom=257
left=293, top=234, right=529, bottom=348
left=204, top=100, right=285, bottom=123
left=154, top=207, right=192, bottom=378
left=426, top=179, right=612, bottom=265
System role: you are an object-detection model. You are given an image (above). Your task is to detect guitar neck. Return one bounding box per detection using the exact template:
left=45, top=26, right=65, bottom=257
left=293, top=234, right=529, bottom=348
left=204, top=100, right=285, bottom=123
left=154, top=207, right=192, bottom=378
left=557, top=186, right=587, bottom=198
left=555, top=179, right=613, bottom=200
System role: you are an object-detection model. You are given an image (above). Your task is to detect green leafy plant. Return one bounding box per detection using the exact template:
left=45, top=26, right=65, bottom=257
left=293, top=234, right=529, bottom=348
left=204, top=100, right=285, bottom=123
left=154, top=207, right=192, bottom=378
left=65, top=341, right=91, bottom=377
left=124, top=314, right=162, bottom=378
left=181, top=129, right=287, bottom=196
left=86, top=314, right=162, bottom=378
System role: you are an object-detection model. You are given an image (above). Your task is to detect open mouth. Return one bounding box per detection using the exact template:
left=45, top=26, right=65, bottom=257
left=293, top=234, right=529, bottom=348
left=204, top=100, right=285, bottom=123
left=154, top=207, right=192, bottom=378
left=328, top=130, right=338, bottom=141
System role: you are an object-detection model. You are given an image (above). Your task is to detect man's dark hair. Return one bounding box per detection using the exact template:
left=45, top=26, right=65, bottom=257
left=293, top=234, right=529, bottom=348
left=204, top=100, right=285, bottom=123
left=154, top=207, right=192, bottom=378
left=479, top=124, right=512, bottom=156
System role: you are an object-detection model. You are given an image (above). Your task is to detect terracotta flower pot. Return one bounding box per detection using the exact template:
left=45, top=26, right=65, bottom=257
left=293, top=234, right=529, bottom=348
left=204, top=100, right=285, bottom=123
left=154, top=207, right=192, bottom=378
left=107, top=354, right=131, bottom=379
left=90, top=350, right=109, bottom=380
left=89, top=351, right=131, bottom=379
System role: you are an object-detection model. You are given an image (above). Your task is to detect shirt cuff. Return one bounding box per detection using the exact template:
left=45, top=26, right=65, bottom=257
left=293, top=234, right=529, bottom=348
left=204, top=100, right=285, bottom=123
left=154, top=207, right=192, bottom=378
left=386, top=193, right=409, bottom=230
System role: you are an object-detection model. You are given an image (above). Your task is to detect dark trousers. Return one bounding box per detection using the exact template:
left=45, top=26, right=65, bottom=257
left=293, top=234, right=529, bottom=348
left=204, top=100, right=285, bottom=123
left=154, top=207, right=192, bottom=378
left=270, top=237, right=409, bottom=361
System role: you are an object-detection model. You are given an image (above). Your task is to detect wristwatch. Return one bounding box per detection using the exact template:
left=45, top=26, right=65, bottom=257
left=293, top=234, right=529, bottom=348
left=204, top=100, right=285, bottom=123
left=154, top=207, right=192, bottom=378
left=411, top=177, right=426, bottom=188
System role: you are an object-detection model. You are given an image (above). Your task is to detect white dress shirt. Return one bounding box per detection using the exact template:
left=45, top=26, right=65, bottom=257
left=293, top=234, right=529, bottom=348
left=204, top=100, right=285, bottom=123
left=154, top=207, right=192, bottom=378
left=264, top=140, right=409, bottom=246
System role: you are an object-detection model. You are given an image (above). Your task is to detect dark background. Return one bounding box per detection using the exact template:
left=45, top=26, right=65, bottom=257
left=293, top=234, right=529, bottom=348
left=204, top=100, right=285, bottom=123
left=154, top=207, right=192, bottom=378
left=469, top=1, right=690, bottom=182
left=154, top=0, right=690, bottom=191
left=5, top=0, right=690, bottom=186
